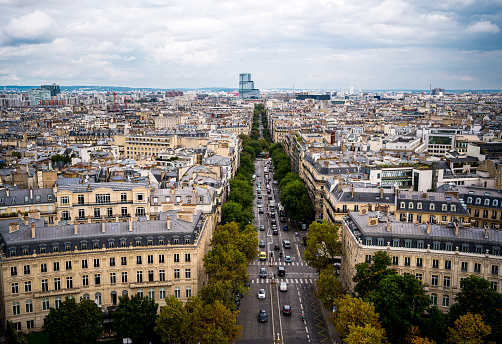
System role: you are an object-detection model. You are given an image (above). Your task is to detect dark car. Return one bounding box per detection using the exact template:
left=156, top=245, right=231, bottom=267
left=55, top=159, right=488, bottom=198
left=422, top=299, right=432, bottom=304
left=258, top=310, right=268, bottom=322
left=274, top=244, right=280, bottom=250
left=259, top=268, right=267, bottom=278
left=280, top=217, right=286, bottom=222
left=273, top=229, right=278, bottom=235
left=282, top=305, right=292, bottom=316
left=278, top=266, right=285, bottom=277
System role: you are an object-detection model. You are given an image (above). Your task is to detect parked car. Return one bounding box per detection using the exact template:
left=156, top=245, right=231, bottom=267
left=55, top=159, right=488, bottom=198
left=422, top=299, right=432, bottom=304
left=258, top=310, right=268, bottom=322
left=258, top=289, right=266, bottom=299
left=282, top=305, right=292, bottom=316
left=283, top=225, right=288, bottom=231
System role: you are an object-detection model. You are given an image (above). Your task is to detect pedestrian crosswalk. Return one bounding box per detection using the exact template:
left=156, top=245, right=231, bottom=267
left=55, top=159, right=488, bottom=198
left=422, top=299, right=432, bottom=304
left=250, top=278, right=316, bottom=285
left=252, top=261, right=307, bottom=267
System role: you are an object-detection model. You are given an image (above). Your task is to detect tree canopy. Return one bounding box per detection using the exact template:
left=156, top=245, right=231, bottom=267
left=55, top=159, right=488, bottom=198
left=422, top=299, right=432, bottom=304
left=113, top=295, right=159, bottom=344
left=315, top=266, right=345, bottom=308
left=445, top=313, right=491, bottom=344
left=304, top=220, right=342, bottom=272
left=43, top=297, right=103, bottom=344
left=353, top=250, right=396, bottom=298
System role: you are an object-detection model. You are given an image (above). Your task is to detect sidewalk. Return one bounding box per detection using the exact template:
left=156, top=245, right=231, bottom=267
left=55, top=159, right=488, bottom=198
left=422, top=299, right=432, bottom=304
left=320, top=303, right=343, bottom=344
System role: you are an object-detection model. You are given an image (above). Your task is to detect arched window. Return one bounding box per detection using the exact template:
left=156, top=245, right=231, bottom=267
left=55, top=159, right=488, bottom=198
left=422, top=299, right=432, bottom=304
left=408, top=202, right=413, bottom=209
left=148, top=288, right=154, bottom=299
left=95, top=293, right=102, bottom=306
left=43, top=298, right=50, bottom=311
left=25, top=300, right=33, bottom=313
left=442, top=204, right=447, bottom=211
left=185, top=287, right=191, bottom=298
left=494, top=200, right=499, bottom=207
left=55, top=297, right=62, bottom=309
left=83, top=293, right=90, bottom=300
left=484, top=199, right=490, bottom=206
left=13, top=302, right=20, bottom=315
left=429, top=203, right=435, bottom=211
left=159, top=288, right=166, bottom=300
left=451, top=205, right=456, bottom=211
left=400, top=202, right=405, bottom=209
left=417, top=202, right=422, bottom=210
left=111, top=291, right=117, bottom=306
left=137, top=289, right=143, bottom=297
left=430, top=294, right=437, bottom=305
left=174, top=287, right=180, bottom=299
left=122, top=290, right=128, bottom=297
left=466, top=197, right=472, bottom=204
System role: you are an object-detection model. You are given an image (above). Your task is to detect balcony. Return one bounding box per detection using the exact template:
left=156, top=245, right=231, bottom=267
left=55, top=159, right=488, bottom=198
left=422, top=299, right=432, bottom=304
left=35, top=287, right=81, bottom=298
left=129, top=280, right=173, bottom=289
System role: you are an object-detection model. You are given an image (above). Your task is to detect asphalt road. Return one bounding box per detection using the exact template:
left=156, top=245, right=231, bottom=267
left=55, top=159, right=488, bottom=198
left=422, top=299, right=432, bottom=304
left=236, top=159, right=332, bottom=344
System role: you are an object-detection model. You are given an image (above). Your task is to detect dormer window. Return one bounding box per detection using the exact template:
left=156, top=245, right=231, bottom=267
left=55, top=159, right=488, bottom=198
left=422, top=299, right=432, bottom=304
left=400, top=202, right=405, bottom=209
left=451, top=205, right=456, bottom=211
left=476, top=198, right=481, bottom=205
left=467, top=197, right=472, bottom=204
left=494, top=200, right=499, bottom=207
left=417, top=202, right=422, bottom=210
left=408, top=202, right=413, bottom=209
left=442, top=204, right=447, bottom=211
left=430, top=203, right=435, bottom=211
left=484, top=199, right=490, bottom=206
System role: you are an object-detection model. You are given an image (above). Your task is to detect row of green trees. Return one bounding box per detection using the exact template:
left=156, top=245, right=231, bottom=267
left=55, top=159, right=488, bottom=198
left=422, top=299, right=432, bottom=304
left=326, top=251, right=502, bottom=344
left=269, top=143, right=314, bottom=221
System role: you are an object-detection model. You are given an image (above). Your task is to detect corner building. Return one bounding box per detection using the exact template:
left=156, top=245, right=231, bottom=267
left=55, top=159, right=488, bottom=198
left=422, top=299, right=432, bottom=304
left=341, top=211, right=502, bottom=310
left=0, top=209, right=214, bottom=332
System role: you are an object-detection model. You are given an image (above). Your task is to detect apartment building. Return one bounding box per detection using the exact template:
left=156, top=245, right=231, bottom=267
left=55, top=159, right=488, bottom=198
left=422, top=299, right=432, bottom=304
left=0, top=188, right=56, bottom=224
left=341, top=211, right=502, bottom=310
left=0, top=208, right=213, bottom=332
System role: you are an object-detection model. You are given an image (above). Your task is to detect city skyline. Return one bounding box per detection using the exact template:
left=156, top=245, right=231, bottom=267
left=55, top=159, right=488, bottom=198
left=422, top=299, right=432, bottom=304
left=0, top=0, right=501, bottom=90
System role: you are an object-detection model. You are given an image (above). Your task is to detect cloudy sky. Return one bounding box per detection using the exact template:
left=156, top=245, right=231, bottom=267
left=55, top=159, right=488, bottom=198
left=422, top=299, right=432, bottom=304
left=0, top=0, right=501, bottom=90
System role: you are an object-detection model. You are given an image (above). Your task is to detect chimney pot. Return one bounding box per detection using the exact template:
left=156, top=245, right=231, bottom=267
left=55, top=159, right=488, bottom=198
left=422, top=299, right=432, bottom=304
left=31, top=222, right=35, bottom=239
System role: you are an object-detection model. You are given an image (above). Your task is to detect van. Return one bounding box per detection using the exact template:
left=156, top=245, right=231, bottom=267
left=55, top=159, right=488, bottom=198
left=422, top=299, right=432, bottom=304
left=260, top=251, right=267, bottom=261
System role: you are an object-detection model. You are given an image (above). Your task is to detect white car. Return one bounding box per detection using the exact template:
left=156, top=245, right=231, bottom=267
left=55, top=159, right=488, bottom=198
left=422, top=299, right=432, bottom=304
left=280, top=282, right=288, bottom=292
left=258, top=289, right=266, bottom=299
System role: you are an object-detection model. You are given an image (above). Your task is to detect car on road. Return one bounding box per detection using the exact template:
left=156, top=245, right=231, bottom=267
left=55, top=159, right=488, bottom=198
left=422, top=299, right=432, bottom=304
left=271, top=219, right=277, bottom=225
left=259, top=268, right=267, bottom=278
left=259, top=225, right=265, bottom=231
left=258, top=310, right=268, bottom=322
left=273, top=229, right=278, bottom=235
left=257, top=194, right=262, bottom=199
left=273, top=180, right=278, bottom=184
left=285, top=256, right=291, bottom=263
left=272, top=224, right=277, bottom=230
left=259, top=251, right=266, bottom=261
left=259, top=240, right=265, bottom=247
left=279, top=282, right=288, bottom=291
left=282, top=305, right=292, bottom=316
left=280, top=217, right=286, bottom=222
left=271, top=211, right=275, bottom=217
left=257, top=289, right=266, bottom=299
left=283, top=225, right=288, bottom=231
left=259, top=208, right=264, bottom=214
left=278, top=266, right=286, bottom=277
left=274, top=244, right=280, bottom=250
left=283, top=240, right=291, bottom=249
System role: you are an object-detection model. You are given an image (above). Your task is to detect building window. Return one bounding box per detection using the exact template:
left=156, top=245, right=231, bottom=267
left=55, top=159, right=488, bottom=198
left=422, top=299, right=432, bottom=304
left=392, top=256, right=399, bottom=266
left=136, top=240, right=142, bottom=247
left=95, top=194, right=111, bottom=204
left=137, top=271, right=143, bottom=283
left=405, top=240, right=412, bottom=248
left=78, top=195, right=84, bottom=205
left=185, top=269, right=191, bottom=279
left=159, top=254, right=165, bottom=263
left=136, top=193, right=145, bottom=202
left=416, top=273, right=423, bottom=281
left=430, top=294, right=437, bottom=305
left=483, top=210, right=489, bottom=218
left=377, top=238, right=384, bottom=246
left=433, top=242, right=440, bottom=250
left=160, top=288, right=166, bottom=300
left=43, top=298, right=49, bottom=311
left=445, top=243, right=453, bottom=251
left=442, top=295, right=450, bottom=307
left=431, top=275, right=438, bottom=286
left=121, top=193, right=127, bottom=203
left=148, top=255, right=154, bottom=264
left=429, top=203, right=435, bottom=211
left=11, top=283, right=19, bottom=294
left=365, top=255, right=372, bottom=263
left=82, top=259, right=88, bottom=269
left=173, top=238, right=179, bottom=245
left=461, top=262, right=468, bottom=272
left=110, top=273, right=116, bottom=284
left=474, top=263, right=481, bottom=273
left=462, top=244, right=469, bottom=253
left=10, top=267, right=17, bottom=276
left=404, top=257, right=411, bottom=266
left=417, top=202, right=422, bottom=210
left=148, top=270, right=154, bottom=282
left=95, top=293, right=102, bottom=306
left=137, top=256, right=142, bottom=264
left=61, top=211, right=70, bottom=221
left=174, top=287, right=180, bottom=299
left=122, top=272, right=128, bottom=283
left=111, top=291, right=117, bottom=306
left=186, top=287, right=192, bottom=298
left=136, top=207, right=145, bottom=216
left=41, top=279, right=48, bottom=292
left=392, top=239, right=399, bottom=247
left=451, top=205, right=456, bottom=211
left=475, top=198, right=481, bottom=205
left=82, top=275, right=89, bottom=286
left=443, top=276, right=451, bottom=287
left=148, top=288, right=155, bottom=299
left=137, top=289, right=143, bottom=297
left=491, top=281, right=498, bottom=291
left=41, top=263, right=47, bottom=273
left=416, top=258, right=423, bottom=267
left=54, top=278, right=61, bottom=290
left=94, top=259, right=100, bottom=268
left=12, top=302, right=20, bottom=315
left=174, top=254, right=180, bottom=262
left=66, top=277, right=73, bottom=289
left=174, top=269, right=180, bottom=279
left=400, top=202, right=405, bottom=209
left=408, top=202, right=414, bottom=209
left=445, top=260, right=451, bottom=270
left=432, top=259, right=439, bottom=269
left=95, top=274, right=101, bottom=285
left=492, top=265, right=499, bottom=275
left=159, top=270, right=165, bottom=281
left=493, top=247, right=501, bottom=256
left=60, top=196, right=70, bottom=205
left=476, top=246, right=483, bottom=254
left=417, top=241, right=424, bottom=249
left=83, top=293, right=90, bottom=300
left=467, top=197, right=472, bottom=204
left=441, top=204, right=447, bottom=211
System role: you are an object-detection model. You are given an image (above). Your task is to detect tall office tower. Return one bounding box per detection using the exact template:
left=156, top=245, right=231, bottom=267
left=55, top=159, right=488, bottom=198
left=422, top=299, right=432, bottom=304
left=349, top=84, right=354, bottom=95
left=41, top=84, right=61, bottom=97
left=431, top=88, right=445, bottom=96
left=239, top=73, right=260, bottom=99
left=27, top=88, right=51, bottom=105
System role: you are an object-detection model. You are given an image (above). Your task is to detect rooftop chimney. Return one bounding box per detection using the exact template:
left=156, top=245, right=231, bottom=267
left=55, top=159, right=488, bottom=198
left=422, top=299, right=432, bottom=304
left=29, top=187, right=33, bottom=200
left=485, top=227, right=489, bottom=239
left=9, top=222, right=19, bottom=233
left=167, top=217, right=171, bottom=230
left=128, top=217, right=132, bottom=232
left=426, top=223, right=431, bottom=234
left=380, top=187, right=383, bottom=198
left=454, top=222, right=459, bottom=236
left=386, top=219, right=390, bottom=232
left=351, top=184, right=354, bottom=198
left=6, top=188, right=9, bottom=197
left=101, top=216, right=105, bottom=233
left=31, top=222, right=35, bottom=239
left=74, top=221, right=78, bottom=235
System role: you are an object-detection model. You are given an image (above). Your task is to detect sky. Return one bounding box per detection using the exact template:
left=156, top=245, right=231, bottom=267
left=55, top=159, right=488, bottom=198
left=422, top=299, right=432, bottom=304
left=0, top=0, right=501, bottom=90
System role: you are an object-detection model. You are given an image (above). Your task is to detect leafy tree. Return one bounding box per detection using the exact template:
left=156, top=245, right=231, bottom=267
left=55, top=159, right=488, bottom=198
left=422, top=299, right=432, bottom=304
left=242, top=145, right=256, bottom=160
left=113, top=295, right=159, bottom=344
left=448, top=275, right=502, bottom=344
left=258, top=138, right=269, bottom=151
left=346, top=324, right=386, bottom=344
left=7, top=321, right=27, bottom=344
left=280, top=179, right=313, bottom=220
left=279, top=172, right=301, bottom=191
left=368, top=273, right=431, bottom=344
left=419, top=306, right=446, bottom=344
left=154, top=296, right=186, bottom=343
left=43, top=297, right=103, bottom=344
left=221, top=201, right=253, bottom=227
left=51, top=154, right=71, bottom=164
left=238, top=156, right=255, bottom=175
left=199, top=280, right=235, bottom=309
left=332, top=295, right=385, bottom=340
left=304, top=220, right=342, bottom=272
left=445, top=313, right=491, bottom=344
left=248, top=140, right=262, bottom=157
left=11, top=151, right=21, bottom=159
left=353, top=250, right=396, bottom=298
left=404, top=326, right=437, bottom=344
left=211, top=222, right=258, bottom=262
left=315, top=266, right=345, bottom=308
left=274, top=159, right=291, bottom=182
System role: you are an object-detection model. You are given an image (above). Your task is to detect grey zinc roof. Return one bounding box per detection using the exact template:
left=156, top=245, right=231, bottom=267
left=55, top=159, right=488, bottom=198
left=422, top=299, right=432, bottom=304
left=348, top=211, right=502, bottom=245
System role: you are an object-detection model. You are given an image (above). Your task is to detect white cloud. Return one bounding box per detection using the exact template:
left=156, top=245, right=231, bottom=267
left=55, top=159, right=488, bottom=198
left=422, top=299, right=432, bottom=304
left=466, top=21, right=500, bottom=34
left=4, top=10, right=55, bottom=41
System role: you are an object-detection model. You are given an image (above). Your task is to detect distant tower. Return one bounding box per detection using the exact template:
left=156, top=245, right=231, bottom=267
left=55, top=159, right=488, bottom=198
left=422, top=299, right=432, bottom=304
left=41, top=83, right=61, bottom=97
left=349, top=84, right=354, bottom=95
left=238, top=73, right=260, bottom=99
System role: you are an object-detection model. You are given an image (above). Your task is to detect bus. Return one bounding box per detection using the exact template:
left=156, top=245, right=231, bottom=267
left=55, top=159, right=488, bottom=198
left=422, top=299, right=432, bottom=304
left=277, top=203, right=285, bottom=217
left=264, top=167, right=268, bottom=176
